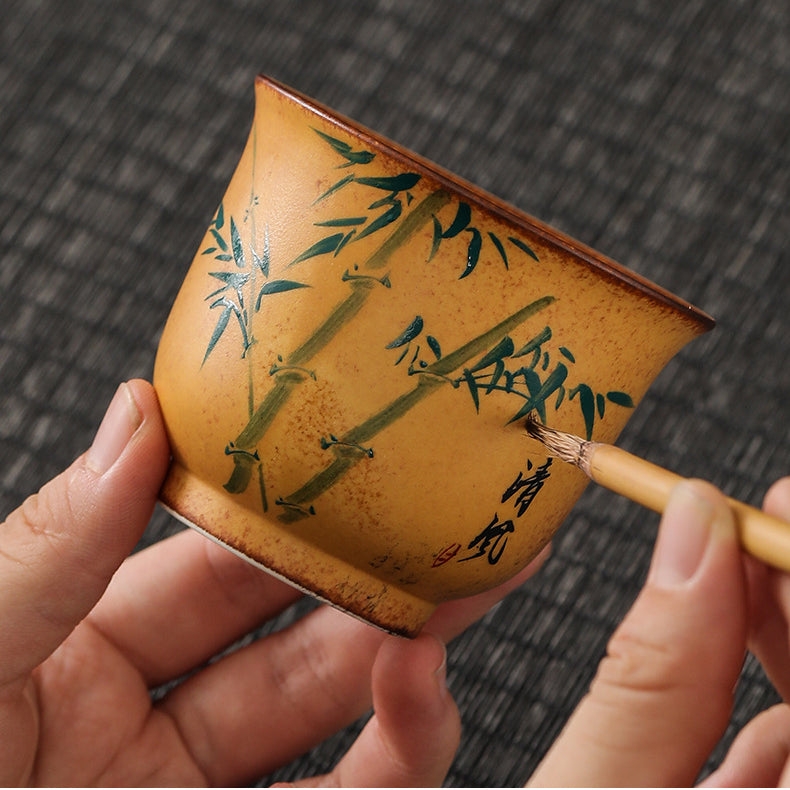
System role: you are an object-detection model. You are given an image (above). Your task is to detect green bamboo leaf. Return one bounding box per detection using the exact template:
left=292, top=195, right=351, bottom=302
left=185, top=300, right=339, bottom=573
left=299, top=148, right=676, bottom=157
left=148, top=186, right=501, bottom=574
left=215, top=203, right=224, bottom=229
left=355, top=202, right=402, bottom=241
left=386, top=315, right=424, bottom=348
left=569, top=383, right=596, bottom=440
left=314, top=174, right=355, bottom=203
left=485, top=359, right=507, bottom=394
left=442, top=202, right=472, bottom=239
left=202, top=247, right=217, bottom=255
left=368, top=195, right=396, bottom=210
left=251, top=248, right=265, bottom=276
left=202, top=306, right=232, bottom=365
left=458, top=228, right=482, bottom=279
left=262, top=225, right=270, bottom=275
left=513, top=326, right=552, bottom=358
left=208, top=297, right=249, bottom=349
left=312, top=128, right=375, bottom=166
left=334, top=230, right=356, bottom=255
left=471, top=335, right=515, bottom=372
left=510, top=364, right=569, bottom=424
left=355, top=173, right=421, bottom=192
left=315, top=217, right=367, bottom=227
left=559, top=346, right=576, bottom=363
left=606, top=391, right=634, bottom=408
left=259, top=279, right=310, bottom=295
left=514, top=368, right=546, bottom=423
left=210, top=228, right=228, bottom=252
left=230, top=218, right=245, bottom=269
left=394, top=345, right=410, bottom=365
left=313, top=128, right=353, bottom=153
left=206, top=271, right=250, bottom=301
left=555, top=385, right=565, bottom=410
left=208, top=271, right=249, bottom=285
left=523, top=367, right=543, bottom=398
left=341, top=151, right=376, bottom=167
left=290, top=233, right=345, bottom=265
left=215, top=253, right=233, bottom=262
left=597, top=392, right=606, bottom=418
left=256, top=280, right=310, bottom=310
left=429, top=216, right=442, bottom=261
left=461, top=370, right=481, bottom=413
left=488, top=232, right=508, bottom=269
left=251, top=225, right=270, bottom=276
left=508, top=236, right=539, bottom=261
left=427, top=335, right=442, bottom=360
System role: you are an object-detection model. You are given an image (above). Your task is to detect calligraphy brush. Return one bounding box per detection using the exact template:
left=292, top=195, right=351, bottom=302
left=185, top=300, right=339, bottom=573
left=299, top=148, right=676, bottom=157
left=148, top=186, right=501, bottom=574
left=524, top=414, right=790, bottom=572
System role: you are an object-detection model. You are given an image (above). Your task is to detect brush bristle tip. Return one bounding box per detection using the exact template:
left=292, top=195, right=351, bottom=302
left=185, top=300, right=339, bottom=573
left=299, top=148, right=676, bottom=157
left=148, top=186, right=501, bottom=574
left=522, top=414, right=586, bottom=466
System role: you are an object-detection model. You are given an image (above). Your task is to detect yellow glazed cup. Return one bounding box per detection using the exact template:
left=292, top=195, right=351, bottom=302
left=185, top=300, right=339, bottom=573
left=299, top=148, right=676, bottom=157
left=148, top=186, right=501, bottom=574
left=154, top=75, right=713, bottom=636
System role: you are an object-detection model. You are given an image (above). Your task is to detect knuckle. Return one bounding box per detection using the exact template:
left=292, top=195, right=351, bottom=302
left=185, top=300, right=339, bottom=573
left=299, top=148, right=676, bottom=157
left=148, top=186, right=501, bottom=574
left=2, top=463, right=104, bottom=602
left=265, top=610, right=375, bottom=735
left=284, top=625, right=352, bottom=718
left=201, top=537, right=273, bottom=610
left=5, top=491, right=63, bottom=566
left=11, top=464, right=86, bottom=547
left=590, top=618, right=735, bottom=735
left=594, top=622, right=690, bottom=699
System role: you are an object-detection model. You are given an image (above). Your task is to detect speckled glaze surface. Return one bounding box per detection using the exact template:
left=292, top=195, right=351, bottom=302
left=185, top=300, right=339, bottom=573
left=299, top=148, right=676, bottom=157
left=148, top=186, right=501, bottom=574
left=153, top=75, right=714, bottom=636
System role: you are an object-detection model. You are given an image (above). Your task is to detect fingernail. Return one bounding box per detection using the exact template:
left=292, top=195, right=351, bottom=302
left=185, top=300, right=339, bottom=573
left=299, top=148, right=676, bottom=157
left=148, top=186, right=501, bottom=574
left=650, top=483, right=716, bottom=588
left=86, top=383, right=142, bottom=474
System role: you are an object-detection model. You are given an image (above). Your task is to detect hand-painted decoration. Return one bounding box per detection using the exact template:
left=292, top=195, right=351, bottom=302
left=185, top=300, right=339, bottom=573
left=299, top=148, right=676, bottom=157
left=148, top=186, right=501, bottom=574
left=202, top=127, right=634, bottom=521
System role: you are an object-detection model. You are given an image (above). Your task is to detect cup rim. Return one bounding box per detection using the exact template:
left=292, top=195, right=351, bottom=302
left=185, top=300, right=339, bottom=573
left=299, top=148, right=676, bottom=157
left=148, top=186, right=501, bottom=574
left=255, top=73, right=715, bottom=332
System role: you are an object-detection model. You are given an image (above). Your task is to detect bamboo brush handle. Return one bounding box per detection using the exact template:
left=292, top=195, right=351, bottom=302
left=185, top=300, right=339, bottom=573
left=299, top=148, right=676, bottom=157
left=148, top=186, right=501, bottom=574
left=586, top=443, right=790, bottom=573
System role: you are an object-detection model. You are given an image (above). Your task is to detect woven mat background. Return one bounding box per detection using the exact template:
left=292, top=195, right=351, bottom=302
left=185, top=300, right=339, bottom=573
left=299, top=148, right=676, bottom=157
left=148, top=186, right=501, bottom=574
left=2, top=0, right=789, bottom=785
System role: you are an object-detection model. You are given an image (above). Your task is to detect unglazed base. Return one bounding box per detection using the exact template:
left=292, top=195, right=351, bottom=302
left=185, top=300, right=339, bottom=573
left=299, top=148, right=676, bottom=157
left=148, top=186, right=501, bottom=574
left=159, top=462, right=436, bottom=637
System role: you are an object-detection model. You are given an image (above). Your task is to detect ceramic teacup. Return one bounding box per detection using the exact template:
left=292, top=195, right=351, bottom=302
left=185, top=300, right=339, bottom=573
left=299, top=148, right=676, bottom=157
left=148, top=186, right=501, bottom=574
left=154, top=75, right=713, bottom=636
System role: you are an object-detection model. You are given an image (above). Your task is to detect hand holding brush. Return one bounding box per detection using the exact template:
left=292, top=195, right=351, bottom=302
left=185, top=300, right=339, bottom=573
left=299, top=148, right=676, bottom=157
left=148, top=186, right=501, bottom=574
left=525, top=414, right=790, bottom=573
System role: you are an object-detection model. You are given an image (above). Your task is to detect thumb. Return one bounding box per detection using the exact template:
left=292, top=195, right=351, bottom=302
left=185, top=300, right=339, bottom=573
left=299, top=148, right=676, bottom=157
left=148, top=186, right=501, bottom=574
left=341, top=632, right=461, bottom=787
left=283, top=632, right=461, bottom=787
left=530, top=480, right=748, bottom=787
left=0, top=380, right=170, bottom=685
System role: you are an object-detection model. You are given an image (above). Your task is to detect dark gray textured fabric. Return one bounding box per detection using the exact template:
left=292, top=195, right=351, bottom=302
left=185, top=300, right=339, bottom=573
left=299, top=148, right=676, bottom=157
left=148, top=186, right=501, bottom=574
left=1, top=0, right=788, bottom=785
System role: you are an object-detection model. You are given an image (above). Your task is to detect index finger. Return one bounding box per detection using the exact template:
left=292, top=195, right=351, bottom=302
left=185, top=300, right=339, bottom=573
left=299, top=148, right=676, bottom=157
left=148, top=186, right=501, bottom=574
left=0, top=380, right=169, bottom=685
left=88, top=528, right=304, bottom=686
left=745, top=477, right=790, bottom=699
